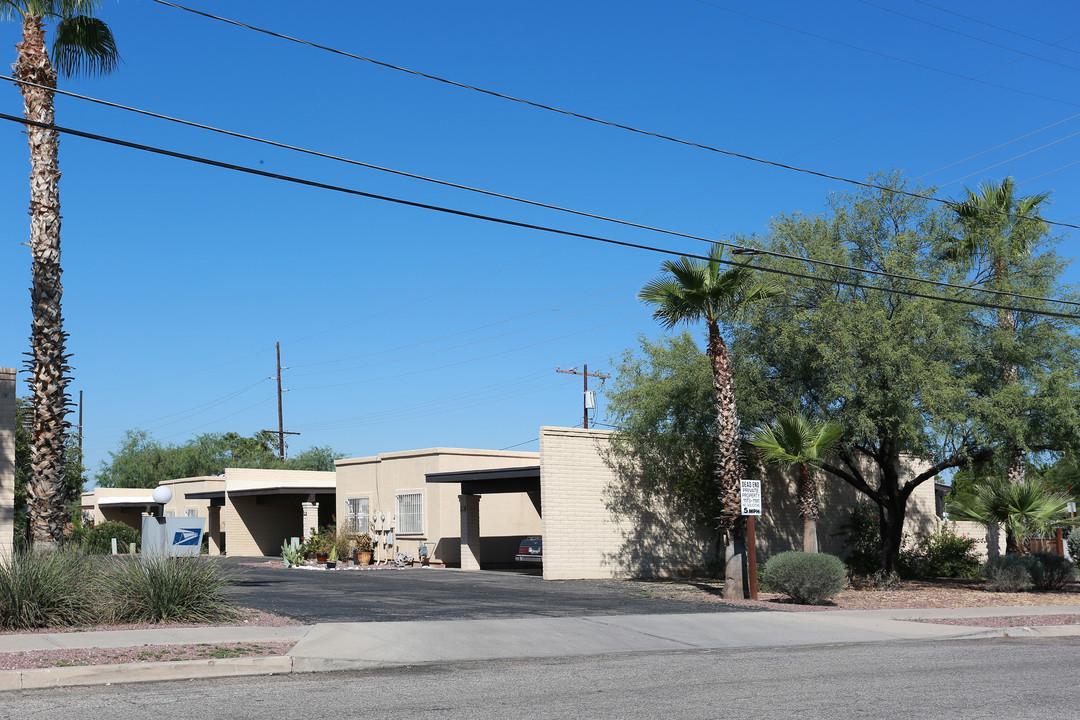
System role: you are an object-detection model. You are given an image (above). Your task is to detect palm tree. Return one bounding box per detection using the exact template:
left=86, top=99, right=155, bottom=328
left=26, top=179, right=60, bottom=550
left=748, top=414, right=843, bottom=553
left=947, top=177, right=1050, bottom=486
left=639, top=243, right=779, bottom=599
left=4, top=1, right=119, bottom=548
left=947, top=476, right=1070, bottom=555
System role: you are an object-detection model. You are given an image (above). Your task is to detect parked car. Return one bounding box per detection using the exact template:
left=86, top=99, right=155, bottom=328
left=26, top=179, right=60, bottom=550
left=516, top=536, right=543, bottom=563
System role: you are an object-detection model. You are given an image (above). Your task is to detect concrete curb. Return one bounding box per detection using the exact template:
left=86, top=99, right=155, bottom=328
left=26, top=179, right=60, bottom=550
left=0, top=655, right=294, bottom=691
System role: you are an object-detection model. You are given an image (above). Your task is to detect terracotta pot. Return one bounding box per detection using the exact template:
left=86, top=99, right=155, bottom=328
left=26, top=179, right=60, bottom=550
left=316, top=553, right=328, bottom=563
left=357, top=551, right=373, bottom=565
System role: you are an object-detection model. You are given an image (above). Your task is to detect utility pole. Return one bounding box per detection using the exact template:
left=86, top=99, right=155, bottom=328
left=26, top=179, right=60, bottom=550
left=264, top=341, right=299, bottom=460
left=556, top=364, right=610, bottom=430
left=77, top=390, right=83, bottom=458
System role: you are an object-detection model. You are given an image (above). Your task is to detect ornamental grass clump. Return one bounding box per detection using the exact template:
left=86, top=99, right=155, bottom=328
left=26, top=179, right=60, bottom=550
left=103, top=556, right=239, bottom=624
left=0, top=550, right=100, bottom=629
left=762, top=551, right=847, bottom=605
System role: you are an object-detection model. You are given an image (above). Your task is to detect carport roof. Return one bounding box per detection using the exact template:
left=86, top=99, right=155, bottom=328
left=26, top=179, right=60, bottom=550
left=97, top=496, right=156, bottom=507
left=185, top=487, right=335, bottom=499
left=425, top=465, right=540, bottom=495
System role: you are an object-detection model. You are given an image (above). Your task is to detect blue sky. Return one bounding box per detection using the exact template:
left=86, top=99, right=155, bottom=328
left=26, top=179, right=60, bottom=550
left=2, top=0, right=1079, bottom=482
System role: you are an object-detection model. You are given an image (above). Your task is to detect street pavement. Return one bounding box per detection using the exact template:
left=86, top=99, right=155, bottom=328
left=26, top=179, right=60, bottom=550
left=2, top=561, right=1079, bottom=691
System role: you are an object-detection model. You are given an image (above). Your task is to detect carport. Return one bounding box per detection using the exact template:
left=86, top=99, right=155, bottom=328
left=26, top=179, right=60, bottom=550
left=426, top=465, right=541, bottom=570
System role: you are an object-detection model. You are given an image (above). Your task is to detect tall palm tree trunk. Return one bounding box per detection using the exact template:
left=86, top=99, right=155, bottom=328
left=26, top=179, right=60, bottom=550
left=709, top=322, right=747, bottom=599
left=998, top=299, right=1026, bottom=487
left=15, top=13, right=72, bottom=549
left=797, top=462, right=819, bottom=553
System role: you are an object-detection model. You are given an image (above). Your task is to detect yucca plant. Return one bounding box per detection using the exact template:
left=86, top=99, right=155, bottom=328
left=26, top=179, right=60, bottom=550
left=102, top=556, right=238, bottom=624
left=0, top=549, right=100, bottom=629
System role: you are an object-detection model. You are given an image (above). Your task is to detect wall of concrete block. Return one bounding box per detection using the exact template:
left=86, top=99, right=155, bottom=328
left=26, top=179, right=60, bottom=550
left=538, top=426, right=941, bottom=580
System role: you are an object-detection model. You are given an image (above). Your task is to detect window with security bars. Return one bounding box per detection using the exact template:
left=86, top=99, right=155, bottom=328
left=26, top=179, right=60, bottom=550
left=185, top=509, right=199, bottom=518
left=345, top=497, right=370, bottom=534
left=395, top=492, right=424, bottom=535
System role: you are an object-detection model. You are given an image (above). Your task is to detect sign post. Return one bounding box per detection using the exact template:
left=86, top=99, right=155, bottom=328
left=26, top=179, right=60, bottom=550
left=741, top=479, right=762, bottom=600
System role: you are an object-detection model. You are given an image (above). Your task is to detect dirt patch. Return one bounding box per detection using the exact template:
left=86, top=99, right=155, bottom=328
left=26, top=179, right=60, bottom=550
left=0, top=641, right=296, bottom=671
left=623, top=577, right=1080, bottom=612
left=912, top=614, right=1080, bottom=628
left=0, top=608, right=302, bottom=637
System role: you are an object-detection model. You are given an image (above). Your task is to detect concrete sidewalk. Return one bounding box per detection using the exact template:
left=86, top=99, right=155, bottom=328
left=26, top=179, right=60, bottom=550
left=2, top=605, right=1079, bottom=691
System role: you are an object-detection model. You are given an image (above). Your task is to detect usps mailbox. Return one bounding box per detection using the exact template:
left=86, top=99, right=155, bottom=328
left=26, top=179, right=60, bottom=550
left=141, top=486, right=206, bottom=559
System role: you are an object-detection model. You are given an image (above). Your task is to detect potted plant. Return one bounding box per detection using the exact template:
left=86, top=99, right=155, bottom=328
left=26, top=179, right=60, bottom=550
left=326, top=546, right=338, bottom=569
left=334, top=527, right=355, bottom=568
left=355, top=533, right=373, bottom=565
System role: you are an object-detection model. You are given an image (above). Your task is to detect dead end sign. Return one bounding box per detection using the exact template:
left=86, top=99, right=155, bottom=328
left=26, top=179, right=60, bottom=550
left=741, top=479, right=762, bottom=516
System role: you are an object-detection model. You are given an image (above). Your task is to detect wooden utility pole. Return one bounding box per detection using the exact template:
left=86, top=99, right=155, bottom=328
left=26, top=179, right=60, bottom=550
left=264, top=341, right=299, bottom=460
left=556, top=364, right=610, bottom=429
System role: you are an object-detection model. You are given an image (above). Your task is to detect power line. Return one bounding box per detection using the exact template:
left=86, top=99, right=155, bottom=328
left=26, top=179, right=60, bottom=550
left=2, top=85, right=1076, bottom=311
left=909, top=0, right=1080, bottom=57
left=856, top=0, right=1080, bottom=74
left=2, top=112, right=1077, bottom=321
left=941, top=129, right=1080, bottom=188
left=143, top=2, right=1080, bottom=232
left=692, top=0, right=1080, bottom=108
left=917, top=112, right=1080, bottom=181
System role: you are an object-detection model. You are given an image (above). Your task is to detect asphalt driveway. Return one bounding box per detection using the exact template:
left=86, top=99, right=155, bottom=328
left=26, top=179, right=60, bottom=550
left=222, top=558, right=767, bottom=623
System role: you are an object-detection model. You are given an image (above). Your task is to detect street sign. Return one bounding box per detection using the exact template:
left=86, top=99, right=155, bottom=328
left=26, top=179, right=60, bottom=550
left=741, top=479, right=762, bottom=516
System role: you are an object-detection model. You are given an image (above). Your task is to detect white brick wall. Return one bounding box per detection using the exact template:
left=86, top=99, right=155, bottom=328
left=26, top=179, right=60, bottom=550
left=539, top=427, right=942, bottom=579
left=540, top=427, right=711, bottom=580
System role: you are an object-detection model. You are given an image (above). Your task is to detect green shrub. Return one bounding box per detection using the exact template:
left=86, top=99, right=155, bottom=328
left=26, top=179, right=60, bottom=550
left=0, top=550, right=101, bottom=629
left=1067, top=528, right=1080, bottom=563
left=103, top=556, right=239, bottom=624
left=984, top=553, right=1075, bottom=593
left=839, top=506, right=882, bottom=576
left=80, top=521, right=140, bottom=555
left=910, top=523, right=981, bottom=579
left=762, top=551, right=847, bottom=605
left=984, top=555, right=1036, bottom=592
left=1032, top=552, right=1075, bottom=592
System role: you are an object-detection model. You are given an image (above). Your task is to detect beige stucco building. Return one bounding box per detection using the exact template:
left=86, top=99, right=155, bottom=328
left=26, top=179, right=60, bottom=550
left=335, top=447, right=542, bottom=567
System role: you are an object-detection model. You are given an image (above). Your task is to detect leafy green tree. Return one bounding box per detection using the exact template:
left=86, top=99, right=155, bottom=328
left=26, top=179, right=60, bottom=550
left=732, top=173, right=1080, bottom=574
left=95, top=429, right=344, bottom=488
left=605, top=332, right=721, bottom=530
left=4, top=0, right=119, bottom=547
left=946, top=177, right=1052, bottom=486
left=748, top=414, right=843, bottom=553
left=639, top=244, right=779, bottom=599
left=285, top=445, right=345, bottom=472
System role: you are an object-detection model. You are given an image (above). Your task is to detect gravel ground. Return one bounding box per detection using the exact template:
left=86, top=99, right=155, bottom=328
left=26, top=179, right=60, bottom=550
left=912, top=614, right=1080, bottom=628
left=0, top=608, right=303, bottom=636
left=621, top=577, right=1080, bottom=612
left=0, top=641, right=296, bottom=671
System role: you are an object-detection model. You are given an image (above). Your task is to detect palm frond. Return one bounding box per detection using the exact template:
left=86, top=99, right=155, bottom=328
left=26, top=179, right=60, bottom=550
left=52, top=14, right=119, bottom=77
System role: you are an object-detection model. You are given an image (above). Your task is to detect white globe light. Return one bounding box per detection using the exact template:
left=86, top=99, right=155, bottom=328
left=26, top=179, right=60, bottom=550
left=152, top=486, right=173, bottom=505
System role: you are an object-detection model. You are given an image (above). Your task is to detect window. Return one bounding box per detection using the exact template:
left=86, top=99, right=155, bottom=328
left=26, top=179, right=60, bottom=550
left=185, top=509, right=199, bottom=518
left=395, top=492, right=424, bottom=535
left=345, top=497, right=370, bottom=534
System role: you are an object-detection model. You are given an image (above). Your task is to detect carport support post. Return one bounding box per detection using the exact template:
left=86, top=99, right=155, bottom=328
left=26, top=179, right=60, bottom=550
left=302, top=496, right=319, bottom=541
left=459, top=494, right=481, bottom=571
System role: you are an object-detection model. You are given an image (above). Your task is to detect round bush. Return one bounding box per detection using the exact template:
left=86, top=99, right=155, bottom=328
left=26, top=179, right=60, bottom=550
left=80, top=521, right=140, bottom=555
left=762, top=551, right=847, bottom=605
left=984, top=555, right=1037, bottom=592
